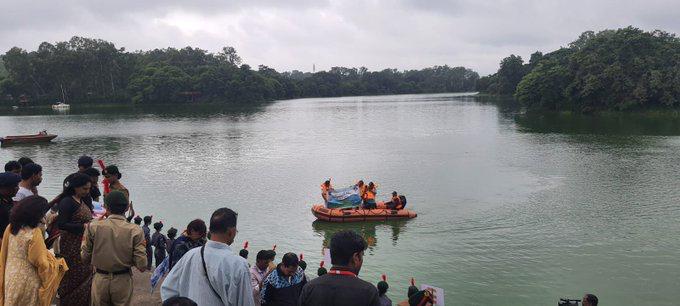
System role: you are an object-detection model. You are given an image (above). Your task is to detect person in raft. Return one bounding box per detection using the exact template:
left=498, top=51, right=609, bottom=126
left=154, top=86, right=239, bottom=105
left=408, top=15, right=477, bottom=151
left=385, top=191, right=404, bottom=210
left=362, top=182, right=377, bottom=209
left=320, top=180, right=333, bottom=203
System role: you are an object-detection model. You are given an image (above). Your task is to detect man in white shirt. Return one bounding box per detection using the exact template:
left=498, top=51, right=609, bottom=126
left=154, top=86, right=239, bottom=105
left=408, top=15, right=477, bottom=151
left=250, top=250, right=275, bottom=306
left=13, top=163, right=42, bottom=201
left=161, top=207, right=254, bottom=306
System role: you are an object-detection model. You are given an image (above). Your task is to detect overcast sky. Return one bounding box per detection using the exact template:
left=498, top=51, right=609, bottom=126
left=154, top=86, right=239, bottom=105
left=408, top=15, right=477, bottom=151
left=1, top=0, right=678, bottom=75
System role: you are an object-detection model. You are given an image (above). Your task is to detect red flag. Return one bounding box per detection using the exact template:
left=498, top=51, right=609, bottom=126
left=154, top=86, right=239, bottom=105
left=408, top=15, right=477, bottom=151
left=300, top=253, right=304, bottom=261
left=382, top=274, right=387, bottom=282
left=319, top=261, right=325, bottom=268
left=97, top=159, right=106, bottom=170
left=102, top=179, right=111, bottom=194
left=272, top=244, right=277, bottom=251
left=243, top=241, right=249, bottom=250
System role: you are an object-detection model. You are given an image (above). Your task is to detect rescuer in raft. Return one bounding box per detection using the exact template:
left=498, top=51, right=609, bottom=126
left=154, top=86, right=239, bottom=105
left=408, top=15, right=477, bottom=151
left=320, top=179, right=333, bottom=202
left=362, top=182, right=377, bottom=209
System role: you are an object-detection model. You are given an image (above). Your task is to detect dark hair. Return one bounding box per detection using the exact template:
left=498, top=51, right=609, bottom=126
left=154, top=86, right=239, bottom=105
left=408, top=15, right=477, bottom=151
left=239, top=249, right=249, bottom=259
left=377, top=281, right=389, bottom=296
left=134, top=216, right=143, bottom=225
left=83, top=167, right=100, bottom=177
left=209, top=208, right=237, bottom=233
left=299, top=260, right=307, bottom=271
left=10, top=196, right=49, bottom=235
left=584, top=294, right=598, bottom=306
left=317, top=266, right=327, bottom=276
left=187, top=219, right=207, bottom=235
left=105, top=191, right=129, bottom=215
left=407, top=286, right=419, bottom=298
left=63, top=173, right=91, bottom=196
left=143, top=215, right=152, bottom=225
left=167, top=227, right=178, bottom=239
left=392, top=191, right=398, bottom=196
left=153, top=222, right=163, bottom=231
left=162, top=296, right=198, bottom=306
left=104, top=165, right=122, bottom=179
left=17, top=157, right=33, bottom=166
left=20, top=163, right=42, bottom=180
left=330, top=230, right=367, bottom=266
left=324, top=180, right=330, bottom=185
left=282, top=252, right=299, bottom=267
left=78, top=155, right=94, bottom=168
left=256, top=250, right=276, bottom=261
left=368, top=182, right=375, bottom=188
left=4, top=161, right=20, bottom=172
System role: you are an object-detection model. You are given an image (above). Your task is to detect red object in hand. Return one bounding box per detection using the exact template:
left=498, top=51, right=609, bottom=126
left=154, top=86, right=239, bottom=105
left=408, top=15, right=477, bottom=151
left=97, top=159, right=106, bottom=170
left=410, top=277, right=416, bottom=286
left=382, top=274, right=387, bottom=282
left=320, top=260, right=325, bottom=268
left=102, top=179, right=111, bottom=194
left=243, top=241, right=249, bottom=250
left=299, top=253, right=304, bottom=261
left=272, top=244, right=277, bottom=251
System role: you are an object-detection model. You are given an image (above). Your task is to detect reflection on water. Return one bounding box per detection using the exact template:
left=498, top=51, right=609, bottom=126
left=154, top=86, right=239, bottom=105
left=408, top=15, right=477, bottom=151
left=311, top=219, right=409, bottom=251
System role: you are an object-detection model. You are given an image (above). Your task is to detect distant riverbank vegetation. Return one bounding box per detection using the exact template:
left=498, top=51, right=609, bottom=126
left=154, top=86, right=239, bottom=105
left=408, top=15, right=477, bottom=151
left=0, top=37, right=479, bottom=106
left=478, top=27, right=680, bottom=112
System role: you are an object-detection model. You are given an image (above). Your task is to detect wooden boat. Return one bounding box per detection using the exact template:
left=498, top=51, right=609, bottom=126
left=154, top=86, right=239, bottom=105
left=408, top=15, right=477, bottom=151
left=0, top=132, right=57, bottom=146
left=312, top=202, right=417, bottom=222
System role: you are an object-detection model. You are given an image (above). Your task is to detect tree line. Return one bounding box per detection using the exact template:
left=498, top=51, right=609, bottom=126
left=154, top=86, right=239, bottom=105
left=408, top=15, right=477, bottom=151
left=477, top=27, right=680, bottom=112
left=0, top=37, right=479, bottom=106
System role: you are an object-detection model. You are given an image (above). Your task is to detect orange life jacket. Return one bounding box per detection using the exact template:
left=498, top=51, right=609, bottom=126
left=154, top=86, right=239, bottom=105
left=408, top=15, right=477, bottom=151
left=365, top=188, right=376, bottom=200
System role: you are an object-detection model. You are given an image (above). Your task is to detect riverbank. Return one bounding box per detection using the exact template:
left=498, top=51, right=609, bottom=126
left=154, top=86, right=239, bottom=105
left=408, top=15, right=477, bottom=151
left=130, top=271, right=162, bottom=305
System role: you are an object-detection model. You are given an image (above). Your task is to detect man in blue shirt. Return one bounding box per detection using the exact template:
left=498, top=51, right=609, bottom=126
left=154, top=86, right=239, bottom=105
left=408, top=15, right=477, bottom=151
left=161, top=208, right=254, bottom=306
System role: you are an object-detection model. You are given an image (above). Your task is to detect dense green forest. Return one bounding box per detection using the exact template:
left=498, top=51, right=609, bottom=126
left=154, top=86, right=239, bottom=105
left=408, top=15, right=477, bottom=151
left=478, top=27, right=680, bottom=112
left=0, top=37, right=479, bottom=106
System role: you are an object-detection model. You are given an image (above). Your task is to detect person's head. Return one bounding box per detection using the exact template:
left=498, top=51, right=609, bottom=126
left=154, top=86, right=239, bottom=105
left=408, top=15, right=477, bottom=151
left=324, top=180, right=330, bottom=187
left=17, top=157, right=33, bottom=167
left=167, top=227, right=178, bottom=239
left=208, top=208, right=237, bottom=244
left=280, top=253, right=299, bottom=277
left=357, top=180, right=364, bottom=187
left=330, top=230, right=367, bottom=274
left=0, top=172, right=21, bottom=198
left=83, top=167, right=100, bottom=185
left=407, top=286, right=419, bottom=298
left=186, top=219, right=207, bottom=241
left=9, top=195, right=49, bottom=235
left=134, top=215, right=142, bottom=225
left=21, top=163, right=43, bottom=186
left=582, top=293, right=598, bottom=306
left=162, top=296, right=198, bottom=306
left=4, top=161, right=21, bottom=174
left=153, top=222, right=163, bottom=231
left=377, top=281, right=389, bottom=297
left=63, top=173, right=91, bottom=198
left=104, top=190, right=129, bottom=215
left=392, top=191, right=398, bottom=197
left=317, top=266, right=327, bottom=276
left=143, top=215, right=152, bottom=225
left=239, top=249, right=249, bottom=259
left=368, top=182, right=375, bottom=189
left=256, top=250, right=276, bottom=270
left=103, top=165, right=122, bottom=183
left=77, top=155, right=94, bottom=171
left=299, top=259, right=307, bottom=271
left=408, top=290, right=434, bottom=306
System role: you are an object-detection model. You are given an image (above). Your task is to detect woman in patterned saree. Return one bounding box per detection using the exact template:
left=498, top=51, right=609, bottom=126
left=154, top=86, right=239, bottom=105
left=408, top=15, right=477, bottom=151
left=56, top=173, right=93, bottom=306
left=0, top=195, right=69, bottom=306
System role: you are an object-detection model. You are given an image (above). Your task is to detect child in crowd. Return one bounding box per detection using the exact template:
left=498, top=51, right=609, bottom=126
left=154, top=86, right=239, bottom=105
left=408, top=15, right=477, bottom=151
left=166, top=227, right=178, bottom=251
left=142, top=215, right=153, bottom=270
left=150, top=221, right=168, bottom=267
left=377, top=275, right=392, bottom=306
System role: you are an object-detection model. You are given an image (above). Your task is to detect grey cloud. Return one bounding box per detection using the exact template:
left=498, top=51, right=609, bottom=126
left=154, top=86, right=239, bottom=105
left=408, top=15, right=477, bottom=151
left=1, top=0, right=680, bottom=75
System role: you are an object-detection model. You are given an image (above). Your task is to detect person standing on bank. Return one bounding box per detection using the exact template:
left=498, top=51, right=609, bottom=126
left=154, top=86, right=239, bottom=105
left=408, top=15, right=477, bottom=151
left=103, top=165, right=136, bottom=222
left=82, top=168, right=102, bottom=202
left=56, top=173, right=94, bottom=306
left=260, top=252, right=307, bottom=306
left=298, top=230, right=379, bottom=306
left=142, top=216, right=153, bottom=270
left=0, top=196, right=69, bottom=306
left=13, top=163, right=42, bottom=202
left=161, top=207, right=254, bottom=306
left=0, top=173, right=20, bottom=240
left=81, top=190, right=147, bottom=306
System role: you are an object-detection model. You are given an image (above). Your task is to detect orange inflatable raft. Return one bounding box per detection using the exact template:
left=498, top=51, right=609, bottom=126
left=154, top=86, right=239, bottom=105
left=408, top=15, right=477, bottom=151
left=312, top=202, right=417, bottom=222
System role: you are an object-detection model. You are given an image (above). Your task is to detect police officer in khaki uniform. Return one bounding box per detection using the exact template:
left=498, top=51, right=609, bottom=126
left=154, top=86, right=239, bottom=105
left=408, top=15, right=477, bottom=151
left=81, top=190, right=147, bottom=306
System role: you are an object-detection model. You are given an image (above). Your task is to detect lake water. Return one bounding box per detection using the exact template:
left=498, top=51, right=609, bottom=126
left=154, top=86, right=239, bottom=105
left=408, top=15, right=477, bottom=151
left=2, top=93, right=680, bottom=305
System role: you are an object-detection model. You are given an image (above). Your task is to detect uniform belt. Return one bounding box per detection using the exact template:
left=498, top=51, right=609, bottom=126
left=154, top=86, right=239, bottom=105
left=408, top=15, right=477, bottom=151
left=96, top=268, right=131, bottom=275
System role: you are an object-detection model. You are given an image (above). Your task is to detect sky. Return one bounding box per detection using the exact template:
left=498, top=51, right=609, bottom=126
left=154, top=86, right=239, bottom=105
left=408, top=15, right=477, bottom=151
left=1, top=0, right=679, bottom=75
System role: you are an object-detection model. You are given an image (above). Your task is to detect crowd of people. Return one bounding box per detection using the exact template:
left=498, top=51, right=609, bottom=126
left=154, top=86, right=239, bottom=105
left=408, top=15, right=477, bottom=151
left=0, top=156, right=600, bottom=306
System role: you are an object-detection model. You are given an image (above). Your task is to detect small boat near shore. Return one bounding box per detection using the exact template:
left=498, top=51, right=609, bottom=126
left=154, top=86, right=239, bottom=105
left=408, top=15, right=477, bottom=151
left=0, top=131, right=57, bottom=146
left=51, top=102, right=70, bottom=111
left=312, top=202, right=417, bottom=222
